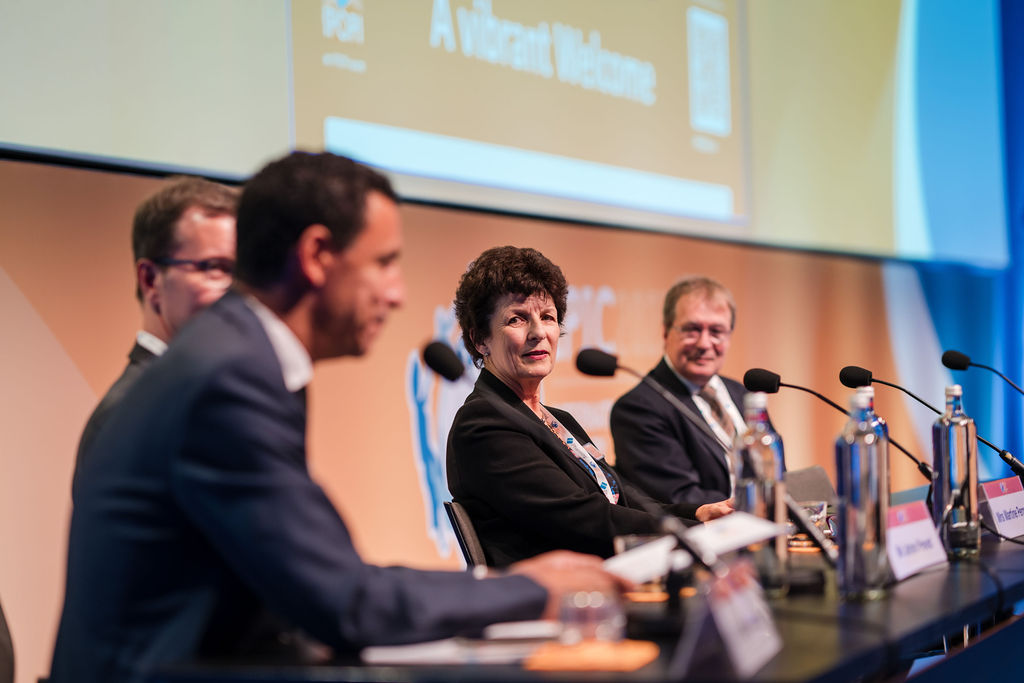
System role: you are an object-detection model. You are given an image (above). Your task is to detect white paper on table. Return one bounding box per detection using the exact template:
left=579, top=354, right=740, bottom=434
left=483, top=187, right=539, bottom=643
left=684, top=511, right=788, bottom=557
left=603, top=534, right=692, bottom=583
left=483, top=620, right=561, bottom=641
left=361, top=637, right=540, bottom=665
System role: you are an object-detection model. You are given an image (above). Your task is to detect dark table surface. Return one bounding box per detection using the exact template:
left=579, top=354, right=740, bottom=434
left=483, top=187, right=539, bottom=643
left=154, top=537, right=1024, bottom=683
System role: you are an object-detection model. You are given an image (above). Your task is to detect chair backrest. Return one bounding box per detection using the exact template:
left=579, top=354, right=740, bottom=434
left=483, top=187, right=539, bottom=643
left=785, top=465, right=838, bottom=507
left=444, top=500, right=487, bottom=567
left=0, top=597, right=13, bottom=683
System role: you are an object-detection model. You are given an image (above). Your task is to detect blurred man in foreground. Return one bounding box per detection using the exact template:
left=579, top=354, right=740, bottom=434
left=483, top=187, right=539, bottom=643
left=51, top=152, right=625, bottom=683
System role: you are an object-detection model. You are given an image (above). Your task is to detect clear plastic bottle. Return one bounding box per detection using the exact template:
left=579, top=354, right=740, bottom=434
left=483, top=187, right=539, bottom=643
left=730, top=392, right=788, bottom=598
left=835, top=392, right=890, bottom=600
left=931, top=385, right=980, bottom=559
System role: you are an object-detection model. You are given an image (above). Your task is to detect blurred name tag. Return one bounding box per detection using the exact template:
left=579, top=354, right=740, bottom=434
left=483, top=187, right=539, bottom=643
left=709, top=561, right=781, bottom=678
left=604, top=535, right=691, bottom=583
left=980, top=477, right=1024, bottom=540
left=886, top=501, right=947, bottom=581
left=685, top=511, right=788, bottom=556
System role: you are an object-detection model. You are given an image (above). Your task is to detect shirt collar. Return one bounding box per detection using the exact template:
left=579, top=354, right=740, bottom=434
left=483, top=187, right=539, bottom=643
left=664, top=353, right=699, bottom=394
left=136, top=330, right=168, bottom=357
left=662, top=354, right=726, bottom=397
left=243, top=295, right=313, bottom=392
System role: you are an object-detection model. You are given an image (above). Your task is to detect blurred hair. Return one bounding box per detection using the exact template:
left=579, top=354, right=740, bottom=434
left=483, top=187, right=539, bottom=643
left=662, top=276, right=736, bottom=330
left=132, top=176, right=238, bottom=300
left=235, top=151, right=397, bottom=287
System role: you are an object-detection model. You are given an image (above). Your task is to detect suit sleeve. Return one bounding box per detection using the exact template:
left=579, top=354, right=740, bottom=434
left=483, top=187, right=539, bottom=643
left=449, top=400, right=664, bottom=558
left=170, top=358, right=546, bottom=649
left=611, top=388, right=731, bottom=505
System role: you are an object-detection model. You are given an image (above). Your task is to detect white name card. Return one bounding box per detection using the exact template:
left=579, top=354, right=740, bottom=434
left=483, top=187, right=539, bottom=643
left=886, top=501, right=947, bottom=581
left=979, top=477, right=1024, bottom=540
left=708, top=560, right=782, bottom=678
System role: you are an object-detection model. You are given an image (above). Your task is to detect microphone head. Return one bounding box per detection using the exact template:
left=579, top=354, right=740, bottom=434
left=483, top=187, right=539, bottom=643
left=942, top=350, right=971, bottom=371
left=576, top=348, right=619, bottom=377
left=743, top=368, right=781, bottom=394
left=839, top=366, right=873, bottom=388
left=422, top=341, right=465, bottom=381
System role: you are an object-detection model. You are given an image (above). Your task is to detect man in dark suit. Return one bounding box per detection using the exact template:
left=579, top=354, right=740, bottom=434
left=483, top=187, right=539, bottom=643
left=51, top=152, right=623, bottom=683
left=612, top=277, right=780, bottom=505
left=74, top=177, right=238, bottom=484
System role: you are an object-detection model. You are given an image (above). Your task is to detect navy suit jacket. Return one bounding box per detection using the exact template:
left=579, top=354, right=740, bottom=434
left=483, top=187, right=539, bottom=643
left=447, top=368, right=700, bottom=567
left=51, top=291, right=546, bottom=683
left=73, top=340, right=157, bottom=495
left=612, top=359, right=783, bottom=505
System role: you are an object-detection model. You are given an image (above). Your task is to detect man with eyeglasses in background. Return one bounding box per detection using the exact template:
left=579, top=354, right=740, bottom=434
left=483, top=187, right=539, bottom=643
left=611, top=276, right=782, bottom=505
left=73, top=177, right=237, bottom=492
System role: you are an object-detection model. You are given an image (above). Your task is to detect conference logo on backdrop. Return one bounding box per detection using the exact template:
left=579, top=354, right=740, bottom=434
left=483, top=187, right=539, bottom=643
left=322, top=0, right=364, bottom=44
left=405, top=306, right=478, bottom=560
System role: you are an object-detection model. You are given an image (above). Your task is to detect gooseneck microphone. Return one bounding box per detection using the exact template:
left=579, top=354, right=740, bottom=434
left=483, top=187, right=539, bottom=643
left=942, top=350, right=1024, bottom=397
left=840, top=365, right=938, bottom=414
left=422, top=341, right=465, bottom=381
left=575, top=348, right=619, bottom=377
left=743, top=368, right=849, bottom=416
left=576, top=348, right=722, bottom=446
left=745, top=368, right=934, bottom=482
left=838, top=364, right=1024, bottom=479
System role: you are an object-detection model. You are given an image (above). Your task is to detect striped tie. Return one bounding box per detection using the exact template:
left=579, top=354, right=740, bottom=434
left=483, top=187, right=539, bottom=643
left=699, top=385, right=735, bottom=442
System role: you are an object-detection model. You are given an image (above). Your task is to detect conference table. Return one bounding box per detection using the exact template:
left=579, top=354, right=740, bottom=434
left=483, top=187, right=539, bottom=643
left=152, top=537, right=1024, bottom=683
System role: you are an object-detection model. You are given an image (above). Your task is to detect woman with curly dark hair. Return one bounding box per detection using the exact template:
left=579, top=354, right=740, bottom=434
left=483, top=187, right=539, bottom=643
left=446, top=246, right=732, bottom=567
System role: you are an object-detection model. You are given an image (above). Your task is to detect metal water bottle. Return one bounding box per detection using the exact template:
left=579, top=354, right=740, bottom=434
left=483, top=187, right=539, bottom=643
left=931, top=385, right=980, bottom=559
left=730, top=392, right=788, bottom=597
left=835, top=392, right=890, bottom=600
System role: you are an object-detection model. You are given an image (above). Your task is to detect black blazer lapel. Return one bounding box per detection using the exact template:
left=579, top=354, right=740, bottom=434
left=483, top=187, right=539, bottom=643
left=475, top=370, right=611, bottom=494
left=650, top=359, right=731, bottom=478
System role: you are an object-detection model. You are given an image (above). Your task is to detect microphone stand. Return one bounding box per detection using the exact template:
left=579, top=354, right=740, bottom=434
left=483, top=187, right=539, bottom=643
left=967, top=361, right=1024, bottom=397
left=779, top=381, right=934, bottom=483
left=868, top=378, right=1024, bottom=480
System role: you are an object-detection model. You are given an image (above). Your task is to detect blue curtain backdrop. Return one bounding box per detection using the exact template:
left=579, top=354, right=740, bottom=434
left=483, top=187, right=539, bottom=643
left=903, top=0, right=1023, bottom=476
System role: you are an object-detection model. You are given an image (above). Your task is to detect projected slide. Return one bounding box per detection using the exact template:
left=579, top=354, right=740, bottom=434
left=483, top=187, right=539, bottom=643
left=0, top=0, right=1008, bottom=266
left=291, top=0, right=749, bottom=228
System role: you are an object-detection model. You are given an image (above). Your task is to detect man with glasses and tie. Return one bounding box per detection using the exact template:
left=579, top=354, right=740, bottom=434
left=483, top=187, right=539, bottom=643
left=611, top=276, right=782, bottom=505
left=73, top=177, right=237, bottom=487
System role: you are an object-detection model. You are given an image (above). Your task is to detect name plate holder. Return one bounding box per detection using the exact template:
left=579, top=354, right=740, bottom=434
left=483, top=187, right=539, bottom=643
left=979, top=476, right=1024, bottom=540
left=669, top=558, right=781, bottom=679
left=886, top=501, right=947, bottom=581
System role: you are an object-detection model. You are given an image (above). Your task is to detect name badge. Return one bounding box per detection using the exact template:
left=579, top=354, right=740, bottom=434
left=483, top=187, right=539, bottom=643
left=886, top=501, right=947, bottom=581
left=979, top=477, right=1024, bottom=540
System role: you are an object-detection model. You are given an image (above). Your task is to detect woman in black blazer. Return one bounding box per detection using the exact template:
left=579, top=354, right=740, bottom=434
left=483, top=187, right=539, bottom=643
left=446, top=246, right=732, bottom=567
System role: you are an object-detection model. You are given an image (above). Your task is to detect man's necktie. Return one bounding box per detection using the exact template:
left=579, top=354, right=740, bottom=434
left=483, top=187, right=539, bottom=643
left=699, top=385, right=735, bottom=443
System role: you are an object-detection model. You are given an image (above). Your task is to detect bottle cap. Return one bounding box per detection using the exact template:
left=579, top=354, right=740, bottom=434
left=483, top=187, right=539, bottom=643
left=850, top=392, right=870, bottom=410
left=946, top=384, right=963, bottom=397
left=856, top=385, right=875, bottom=399
left=744, top=392, right=767, bottom=411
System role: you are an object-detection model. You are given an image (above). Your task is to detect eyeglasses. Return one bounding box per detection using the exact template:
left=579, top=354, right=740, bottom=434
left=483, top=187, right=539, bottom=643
left=155, top=257, right=234, bottom=278
left=674, top=323, right=731, bottom=342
